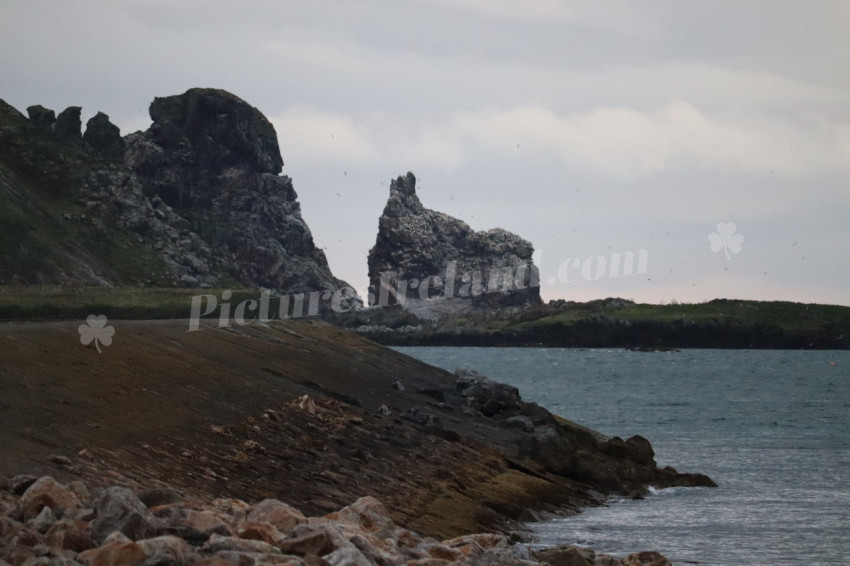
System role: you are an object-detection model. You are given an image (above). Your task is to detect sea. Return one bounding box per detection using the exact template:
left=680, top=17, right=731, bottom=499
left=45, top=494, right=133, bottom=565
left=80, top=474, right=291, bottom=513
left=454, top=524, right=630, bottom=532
left=395, top=347, right=850, bottom=566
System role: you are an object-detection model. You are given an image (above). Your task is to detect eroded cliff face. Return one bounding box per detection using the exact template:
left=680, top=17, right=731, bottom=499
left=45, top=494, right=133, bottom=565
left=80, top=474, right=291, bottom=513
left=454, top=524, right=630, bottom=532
left=367, top=173, right=540, bottom=315
left=0, top=89, right=353, bottom=300
left=115, top=88, right=347, bottom=294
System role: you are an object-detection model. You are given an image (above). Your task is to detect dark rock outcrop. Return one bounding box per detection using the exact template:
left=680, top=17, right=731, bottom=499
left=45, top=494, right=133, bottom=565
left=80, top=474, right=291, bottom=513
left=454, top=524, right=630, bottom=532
left=91, top=486, right=160, bottom=543
left=83, top=111, right=124, bottom=160
left=0, top=89, right=356, bottom=301
left=108, top=88, right=349, bottom=296
left=453, top=368, right=716, bottom=494
left=367, top=172, right=540, bottom=314
left=26, top=105, right=55, bottom=130
left=17, top=104, right=81, bottom=141
left=55, top=106, right=82, bottom=141
left=146, top=88, right=283, bottom=175
left=455, top=368, right=523, bottom=417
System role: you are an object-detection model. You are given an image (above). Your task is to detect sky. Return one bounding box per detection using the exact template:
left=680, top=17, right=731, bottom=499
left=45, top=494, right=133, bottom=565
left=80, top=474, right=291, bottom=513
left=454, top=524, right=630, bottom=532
left=2, top=1, right=849, bottom=305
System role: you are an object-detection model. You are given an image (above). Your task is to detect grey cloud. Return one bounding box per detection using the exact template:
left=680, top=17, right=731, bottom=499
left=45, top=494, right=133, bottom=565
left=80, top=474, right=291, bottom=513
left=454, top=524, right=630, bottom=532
left=2, top=0, right=847, bottom=305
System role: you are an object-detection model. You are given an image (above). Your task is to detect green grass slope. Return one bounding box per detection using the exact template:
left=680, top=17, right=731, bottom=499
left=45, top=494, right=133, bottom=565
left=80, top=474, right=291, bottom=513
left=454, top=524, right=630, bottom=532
left=0, top=100, right=173, bottom=286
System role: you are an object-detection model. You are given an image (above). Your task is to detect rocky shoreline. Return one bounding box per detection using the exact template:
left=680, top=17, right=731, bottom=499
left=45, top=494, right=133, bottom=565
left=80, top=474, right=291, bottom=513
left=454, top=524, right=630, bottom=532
left=0, top=474, right=677, bottom=566
left=0, top=319, right=714, bottom=564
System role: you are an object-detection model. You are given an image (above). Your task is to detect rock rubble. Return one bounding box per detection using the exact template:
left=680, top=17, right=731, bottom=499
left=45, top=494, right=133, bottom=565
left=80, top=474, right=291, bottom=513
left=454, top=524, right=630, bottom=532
left=0, top=476, right=674, bottom=566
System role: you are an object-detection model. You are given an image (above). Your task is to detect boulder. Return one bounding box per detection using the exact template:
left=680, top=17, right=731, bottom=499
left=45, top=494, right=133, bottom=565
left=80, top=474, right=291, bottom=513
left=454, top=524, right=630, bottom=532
left=77, top=540, right=147, bottom=566
left=621, top=550, right=673, bottom=566
left=66, top=481, right=92, bottom=507
left=348, top=533, right=400, bottom=566
left=47, top=454, right=73, bottom=467
left=137, top=487, right=183, bottom=508
left=655, top=466, right=717, bottom=488
left=278, top=527, right=336, bottom=556
left=103, top=531, right=133, bottom=544
left=157, top=506, right=232, bottom=543
left=212, top=498, right=251, bottom=521
left=442, top=533, right=508, bottom=551
left=192, top=559, right=244, bottom=566
left=185, top=509, right=234, bottom=537
left=27, top=506, right=55, bottom=533
left=533, top=545, right=588, bottom=566
left=236, top=520, right=286, bottom=546
left=45, top=520, right=96, bottom=552
left=507, top=544, right=535, bottom=561
left=323, top=546, right=372, bottom=566
left=90, top=487, right=160, bottom=543
left=18, top=477, right=81, bottom=521
left=403, top=559, right=450, bottom=566
left=1, top=547, right=36, bottom=566
left=247, top=499, right=306, bottom=533
left=595, top=554, right=621, bottom=566
left=202, top=533, right=283, bottom=555
left=393, top=528, right=423, bottom=551
left=331, top=497, right=395, bottom=532
left=417, top=543, right=461, bottom=561
left=475, top=547, right=539, bottom=566
left=0, top=515, right=22, bottom=540
left=136, top=535, right=196, bottom=566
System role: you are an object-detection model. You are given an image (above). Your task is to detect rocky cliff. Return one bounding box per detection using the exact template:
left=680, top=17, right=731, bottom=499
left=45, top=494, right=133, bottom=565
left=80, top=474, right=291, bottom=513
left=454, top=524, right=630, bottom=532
left=0, top=88, right=352, bottom=300
left=367, top=173, right=540, bottom=316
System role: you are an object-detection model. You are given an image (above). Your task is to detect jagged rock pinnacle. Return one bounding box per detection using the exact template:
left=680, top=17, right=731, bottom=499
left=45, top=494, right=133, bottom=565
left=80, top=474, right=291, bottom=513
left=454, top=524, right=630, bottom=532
left=368, top=172, right=540, bottom=312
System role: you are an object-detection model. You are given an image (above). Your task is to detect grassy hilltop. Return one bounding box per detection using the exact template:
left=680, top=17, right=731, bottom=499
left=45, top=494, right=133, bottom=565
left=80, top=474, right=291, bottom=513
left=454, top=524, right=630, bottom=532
left=2, top=287, right=847, bottom=349
left=353, top=297, right=850, bottom=349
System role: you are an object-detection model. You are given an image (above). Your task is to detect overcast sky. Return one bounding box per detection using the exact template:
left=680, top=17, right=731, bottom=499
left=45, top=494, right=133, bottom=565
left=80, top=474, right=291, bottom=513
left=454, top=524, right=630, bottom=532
left=3, top=1, right=849, bottom=305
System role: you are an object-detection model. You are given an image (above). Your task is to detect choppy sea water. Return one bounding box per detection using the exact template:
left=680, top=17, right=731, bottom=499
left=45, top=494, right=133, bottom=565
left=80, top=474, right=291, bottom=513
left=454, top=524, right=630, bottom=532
left=396, top=347, right=850, bottom=566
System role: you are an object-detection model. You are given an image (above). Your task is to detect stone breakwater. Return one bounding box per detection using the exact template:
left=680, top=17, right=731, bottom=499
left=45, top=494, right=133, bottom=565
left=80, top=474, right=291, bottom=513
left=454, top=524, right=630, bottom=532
left=0, top=475, right=674, bottom=566
left=1, top=319, right=714, bottom=564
